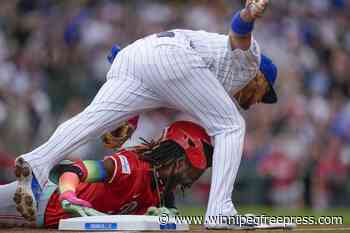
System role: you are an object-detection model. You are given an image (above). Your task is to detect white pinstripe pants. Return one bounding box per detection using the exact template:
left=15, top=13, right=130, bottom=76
left=21, top=33, right=245, bottom=218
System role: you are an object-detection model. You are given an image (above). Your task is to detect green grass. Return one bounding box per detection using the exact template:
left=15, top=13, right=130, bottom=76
left=179, top=205, right=350, bottom=224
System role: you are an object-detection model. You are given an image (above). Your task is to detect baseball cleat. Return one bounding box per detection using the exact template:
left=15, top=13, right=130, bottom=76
left=13, top=157, right=42, bottom=223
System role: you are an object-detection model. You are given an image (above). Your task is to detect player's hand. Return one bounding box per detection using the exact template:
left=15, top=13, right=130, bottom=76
left=61, top=200, right=107, bottom=217
left=245, top=0, right=269, bottom=19
left=146, top=206, right=179, bottom=216
left=59, top=191, right=107, bottom=217
left=101, top=122, right=135, bottom=149
left=168, top=208, right=179, bottom=216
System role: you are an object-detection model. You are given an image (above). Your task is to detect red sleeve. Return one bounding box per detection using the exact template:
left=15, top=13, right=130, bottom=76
left=127, top=116, right=139, bottom=129
left=104, top=151, right=135, bottom=184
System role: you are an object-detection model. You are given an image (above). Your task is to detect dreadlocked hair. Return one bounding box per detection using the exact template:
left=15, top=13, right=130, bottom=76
left=133, top=138, right=186, bottom=168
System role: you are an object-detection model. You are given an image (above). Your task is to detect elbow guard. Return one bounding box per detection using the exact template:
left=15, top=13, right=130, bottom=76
left=49, top=160, right=108, bottom=184
left=49, top=160, right=84, bottom=184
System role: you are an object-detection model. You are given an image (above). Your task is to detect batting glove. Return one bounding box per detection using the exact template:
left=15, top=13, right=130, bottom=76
left=59, top=191, right=107, bottom=217
left=146, top=206, right=179, bottom=216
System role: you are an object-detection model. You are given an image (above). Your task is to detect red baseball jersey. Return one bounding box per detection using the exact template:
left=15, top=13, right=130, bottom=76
left=44, top=150, right=162, bottom=227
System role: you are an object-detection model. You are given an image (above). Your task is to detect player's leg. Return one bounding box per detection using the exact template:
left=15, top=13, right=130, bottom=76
left=0, top=181, right=59, bottom=228
left=14, top=76, right=162, bottom=222
left=0, top=182, right=34, bottom=227
left=37, top=182, right=60, bottom=228
left=147, top=45, right=245, bottom=226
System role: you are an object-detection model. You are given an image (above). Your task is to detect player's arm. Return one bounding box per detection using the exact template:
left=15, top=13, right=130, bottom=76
left=57, top=160, right=115, bottom=189
left=51, top=159, right=115, bottom=217
left=229, top=0, right=268, bottom=50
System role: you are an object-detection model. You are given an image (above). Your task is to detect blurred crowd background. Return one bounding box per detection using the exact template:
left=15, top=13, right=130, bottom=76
left=0, top=0, right=349, bottom=210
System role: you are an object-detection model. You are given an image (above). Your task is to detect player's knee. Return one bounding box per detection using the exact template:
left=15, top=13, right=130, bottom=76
left=238, top=114, right=246, bottom=133
left=226, top=114, right=246, bottom=134
left=210, top=115, right=245, bottom=136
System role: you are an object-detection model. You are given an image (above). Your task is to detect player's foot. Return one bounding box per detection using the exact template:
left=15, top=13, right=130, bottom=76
left=13, top=157, right=42, bottom=223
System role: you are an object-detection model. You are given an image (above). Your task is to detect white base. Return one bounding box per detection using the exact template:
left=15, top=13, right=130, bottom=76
left=58, top=215, right=189, bottom=231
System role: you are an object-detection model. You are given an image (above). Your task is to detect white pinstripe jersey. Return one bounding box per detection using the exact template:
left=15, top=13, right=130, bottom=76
left=173, top=29, right=261, bottom=95
left=108, top=29, right=261, bottom=98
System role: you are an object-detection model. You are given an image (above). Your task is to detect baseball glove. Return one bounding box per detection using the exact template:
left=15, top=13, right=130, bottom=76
left=101, top=121, right=135, bottom=149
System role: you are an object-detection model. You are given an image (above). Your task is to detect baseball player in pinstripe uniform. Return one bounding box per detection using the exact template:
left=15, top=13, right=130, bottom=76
left=14, top=0, right=277, bottom=229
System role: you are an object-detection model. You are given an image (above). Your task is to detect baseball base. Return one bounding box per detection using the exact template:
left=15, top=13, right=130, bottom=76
left=58, top=215, right=189, bottom=231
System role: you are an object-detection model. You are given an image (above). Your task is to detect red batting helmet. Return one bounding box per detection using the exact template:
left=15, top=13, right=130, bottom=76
left=163, top=121, right=212, bottom=170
